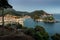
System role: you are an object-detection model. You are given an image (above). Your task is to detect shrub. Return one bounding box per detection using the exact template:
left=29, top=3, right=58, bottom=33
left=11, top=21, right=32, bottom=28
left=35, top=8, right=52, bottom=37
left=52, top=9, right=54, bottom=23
left=24, top=25, right=49, bottom=40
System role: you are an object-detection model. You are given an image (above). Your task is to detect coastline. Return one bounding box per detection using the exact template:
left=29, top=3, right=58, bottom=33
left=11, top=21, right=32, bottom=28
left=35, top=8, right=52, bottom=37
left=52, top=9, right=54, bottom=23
left=36, top=19, right=60, bottom=23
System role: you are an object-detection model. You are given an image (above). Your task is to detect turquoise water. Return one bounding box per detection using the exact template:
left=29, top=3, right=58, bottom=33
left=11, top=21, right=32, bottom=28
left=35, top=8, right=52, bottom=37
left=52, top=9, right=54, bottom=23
left=24, top=14, right=60, bottom=36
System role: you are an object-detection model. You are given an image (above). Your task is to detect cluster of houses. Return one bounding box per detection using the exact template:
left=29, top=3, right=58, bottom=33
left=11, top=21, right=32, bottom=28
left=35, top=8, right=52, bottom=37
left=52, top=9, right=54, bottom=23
left=0, top=14, right=31, bottom=26
left=35, top=13, right=53, bottom=21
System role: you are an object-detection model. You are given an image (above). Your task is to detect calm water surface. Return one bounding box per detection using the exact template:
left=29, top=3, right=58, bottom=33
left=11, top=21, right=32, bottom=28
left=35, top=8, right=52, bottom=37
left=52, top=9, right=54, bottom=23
left=24, top=14, right=60, bottom=36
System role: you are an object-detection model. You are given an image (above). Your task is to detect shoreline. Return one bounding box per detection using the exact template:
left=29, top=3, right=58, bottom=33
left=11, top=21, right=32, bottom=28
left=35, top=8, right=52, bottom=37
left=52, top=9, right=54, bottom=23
left=36, top=19, right=60, bottom=23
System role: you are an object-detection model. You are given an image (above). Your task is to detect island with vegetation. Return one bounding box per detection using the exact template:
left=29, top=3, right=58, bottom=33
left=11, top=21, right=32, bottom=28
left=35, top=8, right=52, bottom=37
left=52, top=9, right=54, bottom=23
left=29, top=10, right=55, bottom=23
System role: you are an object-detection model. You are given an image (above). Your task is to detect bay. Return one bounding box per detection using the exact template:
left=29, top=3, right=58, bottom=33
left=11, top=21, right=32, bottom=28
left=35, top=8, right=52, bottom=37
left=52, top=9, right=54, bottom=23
left=24, top=14, right=60, bottom=36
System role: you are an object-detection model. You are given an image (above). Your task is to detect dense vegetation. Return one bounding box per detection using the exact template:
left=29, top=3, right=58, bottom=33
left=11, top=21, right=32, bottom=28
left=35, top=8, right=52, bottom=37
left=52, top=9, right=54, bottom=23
left=51, top=34, right=60, bottom=40
left=30, top=10, right=47, bottom=20
left=24, top=25, right=49, bottom=40
left=0, top=21, right=59, bottom=40
left=43, top=16, right=55, bottom=22
left=0, top=9, right=51, bottom=17
left=0, top=23, right=49, bottom=40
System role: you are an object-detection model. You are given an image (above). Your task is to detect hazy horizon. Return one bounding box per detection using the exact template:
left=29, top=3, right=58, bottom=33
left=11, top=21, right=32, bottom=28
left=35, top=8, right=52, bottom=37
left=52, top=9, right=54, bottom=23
left=9, top=0, right=60, bottom=14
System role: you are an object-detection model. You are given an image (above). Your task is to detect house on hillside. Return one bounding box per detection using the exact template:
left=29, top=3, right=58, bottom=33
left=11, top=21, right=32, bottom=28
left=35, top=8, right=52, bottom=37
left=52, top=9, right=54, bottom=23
left=41, top=13, right=53, bottom=18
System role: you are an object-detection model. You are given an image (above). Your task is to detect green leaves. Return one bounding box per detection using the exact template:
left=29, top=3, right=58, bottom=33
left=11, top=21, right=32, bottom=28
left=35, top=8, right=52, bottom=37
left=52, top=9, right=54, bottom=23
left=0, top=0, right=12, bottom=8
left=24, top=25, right=49, bottom=40
left=51, top=34, right=60, bottom=40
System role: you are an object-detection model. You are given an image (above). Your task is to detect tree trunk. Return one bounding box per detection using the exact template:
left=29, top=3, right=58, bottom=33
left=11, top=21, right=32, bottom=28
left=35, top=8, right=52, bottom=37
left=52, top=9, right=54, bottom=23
left=2, top=8, right=4, bottom=27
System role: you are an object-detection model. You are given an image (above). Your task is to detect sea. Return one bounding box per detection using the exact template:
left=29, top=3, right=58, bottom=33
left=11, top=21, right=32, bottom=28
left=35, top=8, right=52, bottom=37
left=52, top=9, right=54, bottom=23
left=24, top=14, right=60, bottom=36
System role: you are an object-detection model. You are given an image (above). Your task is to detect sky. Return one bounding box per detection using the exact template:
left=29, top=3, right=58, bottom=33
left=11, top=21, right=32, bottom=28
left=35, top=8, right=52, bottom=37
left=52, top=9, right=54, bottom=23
left=9, top=0, right=60, bottom=14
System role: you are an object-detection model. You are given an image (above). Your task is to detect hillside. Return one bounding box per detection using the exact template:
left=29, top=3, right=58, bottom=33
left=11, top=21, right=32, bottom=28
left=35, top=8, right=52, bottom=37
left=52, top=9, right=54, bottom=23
left=0, top=8, right=49, bottom=17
